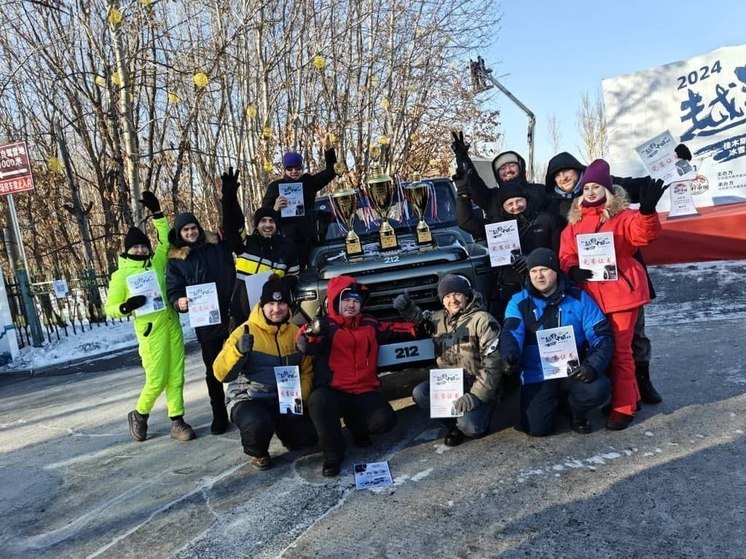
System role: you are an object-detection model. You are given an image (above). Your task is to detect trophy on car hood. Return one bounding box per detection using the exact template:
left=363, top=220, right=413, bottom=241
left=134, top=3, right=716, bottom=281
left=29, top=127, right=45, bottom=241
left=331, top=189, right=363, bottom=259
left=405, top=174, right=432, bottom=246
left=367, top=147, right=399, bottom=251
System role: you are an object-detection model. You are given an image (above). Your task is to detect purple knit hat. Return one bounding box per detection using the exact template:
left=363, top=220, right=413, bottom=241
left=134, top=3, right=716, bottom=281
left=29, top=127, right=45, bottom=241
left=580, top=159, right=612, bottom=189
left=282, top=152, right=303, bottom=169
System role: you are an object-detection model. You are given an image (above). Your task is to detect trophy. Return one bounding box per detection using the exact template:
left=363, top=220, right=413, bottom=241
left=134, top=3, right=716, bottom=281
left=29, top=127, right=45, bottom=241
left=367, top=150, right=399, bottom=251
left=404, top=176, right=432, bottom=246
left=331, top=189, right=363, bottom=259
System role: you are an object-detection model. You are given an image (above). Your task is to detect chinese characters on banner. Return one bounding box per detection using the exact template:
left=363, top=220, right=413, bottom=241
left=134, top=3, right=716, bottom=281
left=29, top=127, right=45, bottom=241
left=0, top=141, right=35, bottom=196
left=536, top=326, right=579, bottom=380
left=576, top=232, right=617, bottom=282
left=274, top=365, right=303, bottom=415
left=484, top=220, right=521, bottom=268
left=185, top=282, right=221, bottom=327
left=429, top=368, right=464, bottom=418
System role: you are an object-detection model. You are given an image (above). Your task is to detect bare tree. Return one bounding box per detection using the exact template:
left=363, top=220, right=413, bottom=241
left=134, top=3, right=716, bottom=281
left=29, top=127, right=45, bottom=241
left=576, top=90, right=608, bottom=161
left=547, top=114, right=561, bottom=155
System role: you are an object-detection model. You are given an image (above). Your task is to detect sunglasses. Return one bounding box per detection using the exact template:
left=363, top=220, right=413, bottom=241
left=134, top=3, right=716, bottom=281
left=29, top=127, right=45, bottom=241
left=285, top=166, right=302, bottom=172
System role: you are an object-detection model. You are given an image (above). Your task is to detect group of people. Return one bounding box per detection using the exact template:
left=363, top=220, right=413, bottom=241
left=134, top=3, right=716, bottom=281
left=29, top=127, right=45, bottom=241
left=105, top=131, right=683, bottom=477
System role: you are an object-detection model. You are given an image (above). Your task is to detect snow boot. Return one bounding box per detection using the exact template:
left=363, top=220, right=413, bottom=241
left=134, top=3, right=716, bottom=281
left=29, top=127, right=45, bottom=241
left=128, top=410, right=148, bottom=442
left=170, top=417, right=197, bottom=441
left=635, top=362, right=662, bottom=404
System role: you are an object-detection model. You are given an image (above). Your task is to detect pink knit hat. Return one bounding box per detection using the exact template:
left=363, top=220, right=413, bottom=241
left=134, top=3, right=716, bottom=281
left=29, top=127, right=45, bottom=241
left=580, top=159, right=612, bottom=189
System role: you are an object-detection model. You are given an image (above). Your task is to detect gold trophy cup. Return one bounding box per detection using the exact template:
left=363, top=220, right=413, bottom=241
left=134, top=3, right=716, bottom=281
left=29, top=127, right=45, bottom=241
left=331, top=189, right=363, bottom=259
left=367, top=158, right=399, bottom=251
left=405, top=178, right=433, bottom=246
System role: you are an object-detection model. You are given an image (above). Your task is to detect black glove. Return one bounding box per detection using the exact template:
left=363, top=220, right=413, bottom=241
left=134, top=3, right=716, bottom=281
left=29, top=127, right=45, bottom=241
left=567, top=362, right=597, bottom=384
left=119, top=295, right=147, bottom=315
left=568, top=266, right=593, bottom=283
left=236, top=325, right=254, bottom=354
left=139, top=191, right=162, bottom=218
left=502, top=354, right=521, bottom=376
left=675, top=143, right=692, bottom=161
left=305, top=317, right=327, bottom=338
left=511, top=254, right=528, bottom=276
left=452, top=172, right=471, bottom=199
left=393, top=290, right=417, bottom=320
left=453, top=392, right=481, bottom=414
left=221, top=167, right=240, bottom=199
left=639, top=177, right=667, bottom=215
left=451, top=131, right=470, bottom=159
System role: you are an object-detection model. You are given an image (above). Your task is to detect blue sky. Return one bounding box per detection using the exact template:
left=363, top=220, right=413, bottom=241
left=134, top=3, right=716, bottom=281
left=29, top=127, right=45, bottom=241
left=481, top=0, right=746, bottom=169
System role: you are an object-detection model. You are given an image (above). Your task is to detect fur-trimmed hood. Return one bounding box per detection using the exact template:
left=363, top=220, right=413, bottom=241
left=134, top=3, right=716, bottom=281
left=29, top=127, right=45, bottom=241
left=566, top=185, right=629, bottom=225
left=167, top=230, right=219, bottom=260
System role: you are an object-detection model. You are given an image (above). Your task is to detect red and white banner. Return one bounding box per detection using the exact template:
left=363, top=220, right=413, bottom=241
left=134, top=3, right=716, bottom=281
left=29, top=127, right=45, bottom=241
left=0, top=141, right=35, bottom=196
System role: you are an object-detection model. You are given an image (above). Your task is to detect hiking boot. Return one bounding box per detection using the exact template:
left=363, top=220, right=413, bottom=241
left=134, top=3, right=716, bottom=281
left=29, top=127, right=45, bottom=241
left=128, top=410, right=148, bottom=442
left=170, top=418, right=197, bottom=441
left=635, top=362, right=662, bottom=404
left=444, top=427, right=465, bottom=447
left=250, top=455, right=272, bottom=470
left=605, top=411, right=634, bottom=431
left=322, top=460, right=341, bottom=477
left=571, top=415, right=592, bottom=435
left=210, top=415, right=229, bottom=435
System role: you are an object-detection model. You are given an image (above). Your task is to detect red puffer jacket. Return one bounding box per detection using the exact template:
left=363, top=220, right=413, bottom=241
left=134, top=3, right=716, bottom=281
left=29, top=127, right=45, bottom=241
left=559, top=186, right=661, bottom=314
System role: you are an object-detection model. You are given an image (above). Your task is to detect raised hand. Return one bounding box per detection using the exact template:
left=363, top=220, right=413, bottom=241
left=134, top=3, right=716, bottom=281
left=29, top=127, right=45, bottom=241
left=639, top=178, right=668, bottom=215
left=236, top=325, right=254, bottom=354
left=221, top=167, right=240, bottom=199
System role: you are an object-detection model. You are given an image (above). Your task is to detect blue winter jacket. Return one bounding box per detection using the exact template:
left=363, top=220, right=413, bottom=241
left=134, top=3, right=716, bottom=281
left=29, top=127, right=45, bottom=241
left=500, top=273, right=614, bottom=385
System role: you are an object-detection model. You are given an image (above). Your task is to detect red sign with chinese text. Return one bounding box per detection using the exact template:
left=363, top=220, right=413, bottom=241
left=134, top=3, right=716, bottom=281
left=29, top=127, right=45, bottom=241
left=0, top=141, right=34, bottom=196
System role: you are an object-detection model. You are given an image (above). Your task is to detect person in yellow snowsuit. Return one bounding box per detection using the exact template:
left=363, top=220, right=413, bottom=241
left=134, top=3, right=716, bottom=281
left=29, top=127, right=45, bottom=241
left=105, top=192, right=196, bottom=442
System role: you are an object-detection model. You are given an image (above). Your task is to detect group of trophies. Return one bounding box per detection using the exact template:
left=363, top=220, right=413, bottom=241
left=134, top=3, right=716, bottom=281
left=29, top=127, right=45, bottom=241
left=330, top=146, right=433, bottom=258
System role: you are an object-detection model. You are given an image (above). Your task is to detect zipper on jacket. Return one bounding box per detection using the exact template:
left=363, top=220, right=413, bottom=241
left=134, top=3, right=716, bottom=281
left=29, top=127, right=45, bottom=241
left=617, top=267, right=634, bottom=290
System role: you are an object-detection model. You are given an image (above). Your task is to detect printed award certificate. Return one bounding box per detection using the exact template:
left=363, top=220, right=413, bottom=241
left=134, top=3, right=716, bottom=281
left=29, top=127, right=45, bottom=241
left=429, top=368, right=464, bottom=418
left=186, top=282, right=221, bottom=327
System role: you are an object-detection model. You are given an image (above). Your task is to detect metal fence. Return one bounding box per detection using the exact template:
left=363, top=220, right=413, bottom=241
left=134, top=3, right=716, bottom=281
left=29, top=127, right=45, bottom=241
left=5, top=273, right=128, bottom=348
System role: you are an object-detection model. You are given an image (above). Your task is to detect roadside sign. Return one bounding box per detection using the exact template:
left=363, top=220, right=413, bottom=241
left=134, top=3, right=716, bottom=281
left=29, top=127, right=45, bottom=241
left=0, top=141, right=34, bottom=196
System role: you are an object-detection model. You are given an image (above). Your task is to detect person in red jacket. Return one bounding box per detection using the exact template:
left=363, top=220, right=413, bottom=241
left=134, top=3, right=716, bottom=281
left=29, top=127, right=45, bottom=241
left=296, top=275, right=416, bottom=477
left=559, top=159, right=665, bottom=431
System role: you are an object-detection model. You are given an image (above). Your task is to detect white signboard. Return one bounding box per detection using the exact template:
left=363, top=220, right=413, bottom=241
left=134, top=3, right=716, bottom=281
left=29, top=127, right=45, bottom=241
left=354, top=461, right=393, bottom=490
left=52, top=279, right=69, bottom=299
left=484, top=220, right=521, bottom=268
left=125, top=271, right=166, bottom=317
left=603, top=44, right=746, bottom=212
left=576, top=232, right=617, bottom=281
left=536, top=326, right=579, bottom=380
left=186, top=282, right=221, bottom=327
left=0, top=268, right=19, bottom=365
left=274, top=365, right=303, bottom=415
left=279, top=182, right=305, bottom=218
left=635, top=130, right=695, bottom=184
left=429, top=368, right=464, bottom=418
left=243, top=271, right=272, bottom=312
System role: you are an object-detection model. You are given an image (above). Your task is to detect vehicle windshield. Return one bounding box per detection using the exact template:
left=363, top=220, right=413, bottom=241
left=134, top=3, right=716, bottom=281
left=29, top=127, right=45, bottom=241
left=315, top=179, right=456, bottom=243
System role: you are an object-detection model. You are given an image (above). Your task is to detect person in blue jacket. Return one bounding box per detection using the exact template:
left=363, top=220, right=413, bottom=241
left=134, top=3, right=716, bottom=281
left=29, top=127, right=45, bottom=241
left=500, top=248, right=613, bottom=436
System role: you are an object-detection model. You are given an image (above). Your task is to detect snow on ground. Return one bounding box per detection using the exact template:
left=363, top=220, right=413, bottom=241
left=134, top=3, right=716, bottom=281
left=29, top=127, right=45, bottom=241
left=1, top=259, right=743, bottom=373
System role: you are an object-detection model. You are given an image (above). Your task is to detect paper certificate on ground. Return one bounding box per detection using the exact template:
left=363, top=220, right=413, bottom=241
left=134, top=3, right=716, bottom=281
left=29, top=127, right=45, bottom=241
left=576, top=232, right=617, bottom=281
left=186, top=282, right=221, bottom=328
left=52, top=279, right=69, bottom=299
left=636, top=130, right=695, bottom=185
left=279, top=182, right=305, bottom=218
left=429, top=368, right=464, bottom=418
left=484, top=220, right=521, bottom=268
left=274, top=365, right=303, bottom=415
left=667, top=181, right=700, bottom=218
left=536, top=326, right=578, bottom=380
left=243, top=271, right=273, bottom=310
left=354, top=461, right=393, bottom=490
left=126, top=271, right=166, bottom=317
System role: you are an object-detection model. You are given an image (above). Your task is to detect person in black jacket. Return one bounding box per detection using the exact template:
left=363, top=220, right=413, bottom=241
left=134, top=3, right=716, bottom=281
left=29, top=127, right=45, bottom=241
left=456, top=178, right=563, bottom=322
left=260, top=136, right=337, bottom=267
left=166, top=212, right=236, bottom=435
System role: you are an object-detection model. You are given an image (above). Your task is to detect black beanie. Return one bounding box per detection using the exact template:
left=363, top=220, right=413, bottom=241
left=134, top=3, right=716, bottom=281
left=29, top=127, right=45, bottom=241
left=498, top=180, right=527, bottom=207
left=124, top=227, right=150, bottom=251
left=438, top=274, right=472, bottom=301
left=259, top=274, right=293, bottom=306
left=253, top=207, right=280, bottom=228
left=525, top=248, right=559, bottom=273
left=174, top=212, right=201, bottom=233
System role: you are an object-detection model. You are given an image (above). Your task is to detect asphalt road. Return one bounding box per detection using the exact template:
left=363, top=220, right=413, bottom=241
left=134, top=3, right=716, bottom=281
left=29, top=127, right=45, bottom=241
left=0, top=261, right=744, bottom=558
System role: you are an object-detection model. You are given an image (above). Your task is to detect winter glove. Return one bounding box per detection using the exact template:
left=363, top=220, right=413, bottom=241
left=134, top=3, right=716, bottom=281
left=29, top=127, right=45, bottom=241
left=510, top=254, right=529, bottom=276
left=452, top=172, right=471, bottom=199
left=453, top=392, right=481, bottom=414
left=119, top=295, right=147, bottom=315
left=236, top=325, right=254, bottom=354
left=675, top=143, right=692, bottom=161
left=502, top=354, right=521, bottom=376
left=567, top=362, right=598, bottom=384
left=393, top=290, right=418, bottom=320
left=568, top=266, right=593, bottom=284
left=304, top=317, right=327, bottom=338
left=450, top=131, right=470, bottom=159
left=638, top=177, right=667, bottom=215
left=139, top=191, right=163, bottom=218
left=221, top=167, right=240, bottom=200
